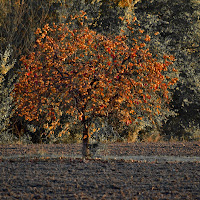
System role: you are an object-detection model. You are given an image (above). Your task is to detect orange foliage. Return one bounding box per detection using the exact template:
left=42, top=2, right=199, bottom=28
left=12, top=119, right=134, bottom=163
left=12, top=11, right=178, bottom=137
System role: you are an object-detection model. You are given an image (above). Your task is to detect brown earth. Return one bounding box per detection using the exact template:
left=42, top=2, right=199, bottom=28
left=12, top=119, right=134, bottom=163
left=0, top=142, right=200, bottom=199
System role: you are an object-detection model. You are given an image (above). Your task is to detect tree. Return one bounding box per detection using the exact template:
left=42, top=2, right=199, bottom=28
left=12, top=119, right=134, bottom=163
left=134, top=0, right=200, bottom=140
left=0, top=45, right=16, bottom=143
left=12, top=11, right=177, bottom=157
left=0, top=0, right=65, bottom=57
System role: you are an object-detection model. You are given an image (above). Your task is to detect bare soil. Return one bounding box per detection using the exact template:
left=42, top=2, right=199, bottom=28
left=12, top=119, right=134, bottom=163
left=0, top=142, right=200, bottom=199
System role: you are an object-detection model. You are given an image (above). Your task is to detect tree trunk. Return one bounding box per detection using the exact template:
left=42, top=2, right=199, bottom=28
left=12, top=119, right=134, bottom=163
left=82, top=120, right=90, bottom=158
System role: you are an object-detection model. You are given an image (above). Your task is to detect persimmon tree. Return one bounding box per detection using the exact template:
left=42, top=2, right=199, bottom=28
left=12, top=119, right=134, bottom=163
left=13, top=11, right=178, bottom=157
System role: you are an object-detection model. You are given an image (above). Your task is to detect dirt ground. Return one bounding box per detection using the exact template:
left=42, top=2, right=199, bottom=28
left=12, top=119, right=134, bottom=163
left=0, top=142, right=200, bottom=199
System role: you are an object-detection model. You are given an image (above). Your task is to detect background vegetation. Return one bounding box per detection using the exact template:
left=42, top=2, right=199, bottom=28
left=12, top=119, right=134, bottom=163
left=0, top=0, right=199, bottom=144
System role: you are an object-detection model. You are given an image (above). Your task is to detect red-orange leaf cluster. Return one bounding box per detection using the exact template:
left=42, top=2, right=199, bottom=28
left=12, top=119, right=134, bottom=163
left=12, top=12, right=178, bottom=146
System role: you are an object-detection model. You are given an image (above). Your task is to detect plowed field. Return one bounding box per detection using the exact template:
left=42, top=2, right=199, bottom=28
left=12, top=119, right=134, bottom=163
left=1, top=142, right=200, bottom=199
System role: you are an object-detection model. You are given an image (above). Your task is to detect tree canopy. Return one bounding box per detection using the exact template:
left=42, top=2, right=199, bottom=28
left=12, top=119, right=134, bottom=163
left=12, top=12, right=177, bottom=156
